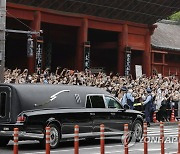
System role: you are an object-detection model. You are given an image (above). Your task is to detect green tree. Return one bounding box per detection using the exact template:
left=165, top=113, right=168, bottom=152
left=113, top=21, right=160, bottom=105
left=168, top=11, right=180, bottom=21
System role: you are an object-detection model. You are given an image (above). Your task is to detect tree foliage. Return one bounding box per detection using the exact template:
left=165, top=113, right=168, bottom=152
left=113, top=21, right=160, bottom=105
left=168, top=11, right=180, bottom=21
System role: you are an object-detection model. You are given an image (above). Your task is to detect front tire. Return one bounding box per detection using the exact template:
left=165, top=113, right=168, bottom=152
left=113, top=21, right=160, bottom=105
left=49, top=124, right=61, bottom=148
left=131, top=120, right=143, bottom=142
left=40, top=124, right=61, bottom=149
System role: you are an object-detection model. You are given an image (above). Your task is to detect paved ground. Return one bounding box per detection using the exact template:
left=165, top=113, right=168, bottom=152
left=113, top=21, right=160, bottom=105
left=0, top=123, right=179, bottom=154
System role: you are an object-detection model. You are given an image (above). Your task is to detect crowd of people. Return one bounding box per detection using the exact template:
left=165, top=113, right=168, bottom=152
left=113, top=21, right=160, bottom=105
left=4, top=67, right=180, bottom=124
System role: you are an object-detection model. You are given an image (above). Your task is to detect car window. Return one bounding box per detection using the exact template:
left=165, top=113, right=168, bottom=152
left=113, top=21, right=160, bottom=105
left=0, top=92, right=6, bottom=117
left=86, top=95, right=105, bottom=108
left=86, top=96, right=92, bottom=108
left=105, top=96, right=123, bottom=109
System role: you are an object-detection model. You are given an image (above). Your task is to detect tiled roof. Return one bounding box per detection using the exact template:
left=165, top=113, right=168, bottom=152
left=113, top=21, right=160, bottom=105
left=7, top=0, right=180, bottom=25
left=152, top=20, right=180, bottom=51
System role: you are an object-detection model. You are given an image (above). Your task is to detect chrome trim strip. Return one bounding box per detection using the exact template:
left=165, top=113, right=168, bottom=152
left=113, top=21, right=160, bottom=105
left=0, top=131, right=44, bottom=139
left=62, top=131, right=124, bottom=138
left=0, top=131, right=124, bottom=140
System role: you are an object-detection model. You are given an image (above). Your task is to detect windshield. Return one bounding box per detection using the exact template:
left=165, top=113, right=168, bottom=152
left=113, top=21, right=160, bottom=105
left=104, top=96, right=123, bottom=109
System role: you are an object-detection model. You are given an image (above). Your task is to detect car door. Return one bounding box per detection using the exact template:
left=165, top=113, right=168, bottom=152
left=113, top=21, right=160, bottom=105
left=61, top=109, right=93, bottom=139
left=104, top=95, right=132, bottom=134
left=61, top=93, right=93, bottom=139
left=86, top=95, right=110, bottom=136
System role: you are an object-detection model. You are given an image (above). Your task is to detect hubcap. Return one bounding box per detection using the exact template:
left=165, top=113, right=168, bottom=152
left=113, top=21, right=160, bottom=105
left=50, top=127, right=59, bottom=147
left=134, top=123, right=142, bottom=140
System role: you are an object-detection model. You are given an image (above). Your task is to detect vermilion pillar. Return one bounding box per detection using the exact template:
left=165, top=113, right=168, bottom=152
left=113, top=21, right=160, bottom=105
left=29, top=11, right=41, bottom=74
left=143, top=29, right=151, bottom=76
left=76, top=18, right=88, bottom=71
left=117, top=23, right=128, bottom=76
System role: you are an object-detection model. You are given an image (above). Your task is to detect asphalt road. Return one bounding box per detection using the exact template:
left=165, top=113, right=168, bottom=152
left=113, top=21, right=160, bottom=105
left=0, top=124, right=178, bottom=154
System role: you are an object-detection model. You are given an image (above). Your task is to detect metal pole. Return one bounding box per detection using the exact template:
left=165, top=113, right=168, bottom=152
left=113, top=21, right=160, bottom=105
left=0, top=0, right=6, bottom=83
left=124, top=124, right=129, bottom=154
left=178, top=121, right=180, bottom=154
left=46, top=127, right=50, bottom=154
left=100, top=124, right=105, bottom=154
left=160, top=121, right=165, bottom=154
left=74, top=125, right=79, bottom=154
left=13, top=128, right=19, bottom=154
left=143, top=122, right=148, bottom=154
left=5, top=29, right=40, bottom=35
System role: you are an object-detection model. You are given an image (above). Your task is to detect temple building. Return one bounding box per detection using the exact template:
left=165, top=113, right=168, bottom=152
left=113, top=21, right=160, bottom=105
left=152, top=20, right=180, bottom=78
left=5, top=0, right=180, bottom=78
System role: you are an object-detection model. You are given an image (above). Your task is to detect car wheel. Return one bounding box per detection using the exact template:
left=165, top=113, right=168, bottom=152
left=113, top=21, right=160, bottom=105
left=132, top=120, right=143, bottom=142
left=40, top=123, right=61, bottom=149
left=49, top=124, right=61, bottom=149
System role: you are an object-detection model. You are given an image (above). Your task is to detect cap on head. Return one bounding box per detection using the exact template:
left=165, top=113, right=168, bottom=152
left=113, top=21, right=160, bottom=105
left=121, top=86, right=127, bottom=91
left=146, top=87, right=152, bottom=93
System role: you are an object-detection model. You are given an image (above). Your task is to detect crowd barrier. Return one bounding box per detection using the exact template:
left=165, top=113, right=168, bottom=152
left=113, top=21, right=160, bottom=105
left=74, top=125, right=79, bottom=154
left=143, top=122, right=147, bottom=154
left=153, top=107, right=177, bottom=123
left=178, top=122, right=180, bottom=153
left=46, top=127, right=50, bottom=154
left=124, top=124, right=129, bottom=154
left=170, top=108, right=175, bottom=122
left=12, top=121, right=180, bottom=154
left=153, top=111, right=158, bottom=123
left=160, top=122, right=164, bottom=154
left=13, top=128, right=18, bottom=154
left=100, top=124, right=105, bottom=154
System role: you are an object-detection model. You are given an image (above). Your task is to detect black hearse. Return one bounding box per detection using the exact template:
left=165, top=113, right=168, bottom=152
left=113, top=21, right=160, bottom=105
left=0, top=84, right=144, bottom=148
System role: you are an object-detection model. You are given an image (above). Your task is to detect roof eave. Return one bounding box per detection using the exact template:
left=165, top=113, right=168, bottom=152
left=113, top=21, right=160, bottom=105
left=151, top=44, right=180, bottom=52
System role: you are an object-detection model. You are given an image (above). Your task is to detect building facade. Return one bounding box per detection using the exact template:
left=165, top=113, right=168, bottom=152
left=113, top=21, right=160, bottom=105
left=5, top=2, right=180, bottom=78
left=151, top=20, right=180, bottom=78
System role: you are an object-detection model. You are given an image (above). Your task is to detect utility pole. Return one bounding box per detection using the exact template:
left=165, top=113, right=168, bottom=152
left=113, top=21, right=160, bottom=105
left=0, top=0, right=6, bottom=83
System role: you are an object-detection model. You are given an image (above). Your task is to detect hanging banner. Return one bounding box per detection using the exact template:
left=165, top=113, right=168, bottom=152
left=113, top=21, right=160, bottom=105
left=135, top=65, right=142, bottom=79
left=27, top=34, right=34, bottom=57
left=35, top=36, right=43, bottom=74
left=84, top=41, right=90, bottom=70
left=124, top=46, right=131, bottom=76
